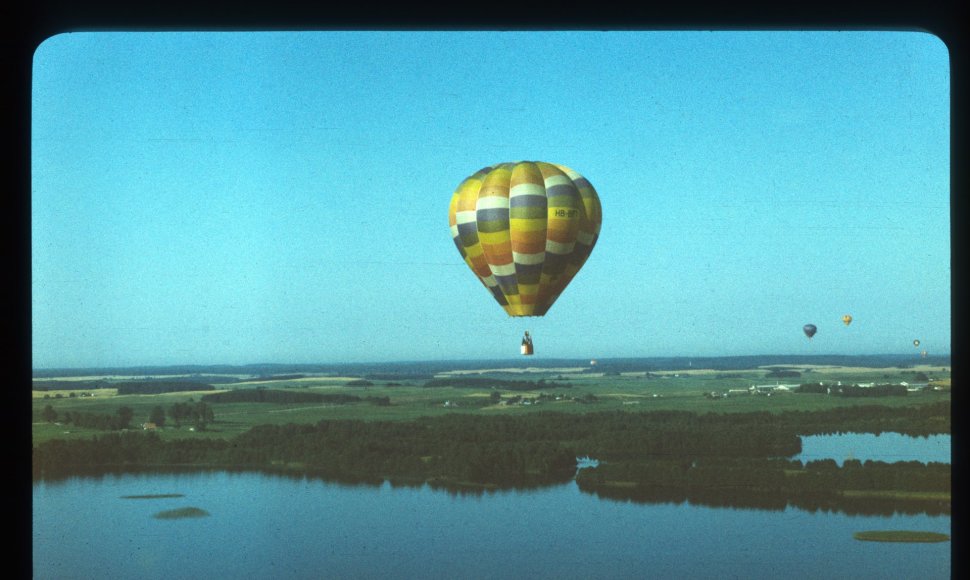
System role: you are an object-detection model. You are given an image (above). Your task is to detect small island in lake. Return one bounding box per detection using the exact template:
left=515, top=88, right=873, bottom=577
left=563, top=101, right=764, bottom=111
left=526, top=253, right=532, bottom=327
left=853, top=531, right=949, bottom=543
left=153, top=507, right=209, bottom=519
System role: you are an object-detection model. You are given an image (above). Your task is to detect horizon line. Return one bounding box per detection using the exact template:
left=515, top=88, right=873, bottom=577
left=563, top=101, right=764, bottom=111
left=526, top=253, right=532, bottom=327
left=32, top=352, right=951, bottom=373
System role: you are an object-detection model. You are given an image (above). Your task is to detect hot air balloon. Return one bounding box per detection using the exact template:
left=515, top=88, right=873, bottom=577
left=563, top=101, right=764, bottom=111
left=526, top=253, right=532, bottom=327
left=449, top=161, right=602, bottom=354
left=842, top=314, right=852, bottom=326
left=921, top=350, right=928, bottom=358
left=803, top=324, right=818, bottom=339
left=913, top=339, right=921, bottom=348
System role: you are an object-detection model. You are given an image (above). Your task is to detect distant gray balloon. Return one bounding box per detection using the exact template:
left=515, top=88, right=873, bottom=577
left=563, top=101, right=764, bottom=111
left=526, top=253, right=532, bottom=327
left=803, top=324, right=818, bottom=339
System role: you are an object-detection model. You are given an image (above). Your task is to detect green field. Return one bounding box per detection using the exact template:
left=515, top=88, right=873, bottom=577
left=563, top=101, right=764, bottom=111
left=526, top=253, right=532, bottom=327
left=31, top=363, right=951, bottom=445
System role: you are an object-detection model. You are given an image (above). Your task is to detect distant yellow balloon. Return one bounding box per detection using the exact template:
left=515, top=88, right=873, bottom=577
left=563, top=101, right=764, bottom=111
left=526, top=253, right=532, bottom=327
left=841, top=314, right=852, bottom=326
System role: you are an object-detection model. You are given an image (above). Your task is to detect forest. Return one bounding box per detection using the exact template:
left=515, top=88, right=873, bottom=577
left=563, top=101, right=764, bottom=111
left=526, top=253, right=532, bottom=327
left=422, top=377, right=571, bottom=391
left=32, top=401, right=950, bottom=515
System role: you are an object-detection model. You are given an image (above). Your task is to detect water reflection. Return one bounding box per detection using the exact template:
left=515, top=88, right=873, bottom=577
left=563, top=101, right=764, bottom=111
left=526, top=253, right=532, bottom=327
left=36, top=460, right=950, bottom=517
left=794, top=433, right=950, bottom=466
left=34, top=470, right=951, bottom=580
left=577, top=484, right=950, bottom=516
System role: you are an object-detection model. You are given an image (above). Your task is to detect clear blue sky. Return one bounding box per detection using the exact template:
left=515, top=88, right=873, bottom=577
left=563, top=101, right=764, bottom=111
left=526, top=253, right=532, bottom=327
left=31, top=30, right=950, bottom=368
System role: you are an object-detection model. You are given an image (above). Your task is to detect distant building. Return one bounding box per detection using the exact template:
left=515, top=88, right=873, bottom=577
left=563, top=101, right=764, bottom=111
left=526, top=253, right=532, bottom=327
left=142, top=422, right=157, bottom=431
left=752, top=384, right=797, bottom=394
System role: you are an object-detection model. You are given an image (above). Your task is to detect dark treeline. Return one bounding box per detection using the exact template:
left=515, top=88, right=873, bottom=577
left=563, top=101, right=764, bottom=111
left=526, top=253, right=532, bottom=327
left=34, top=410, right=801, bottom=482
left=764, top=369, right=801, bottom=378
left=33, top=377, right=242, bottom=391
left=168, top=401, right=215, bottom=430
left=364, top=373, right=435, bottom=381
left=200, top=389, right=389, bottom=406
left=576, top=457, right=950, bottom=516
left=48, top=407, right=135, bottom=431
left=32, top=380, right=111, bottom=391
left=116, top=382, right=216, bottom=395
left=202, top=389, right=359, bottom=404
left=345, top=380, right=374, bottom=387
left=31, top=421, right=575, bottom=486
left=118, top=375, right=242, bottom=384
left=423, top=377, right=570, bottom=391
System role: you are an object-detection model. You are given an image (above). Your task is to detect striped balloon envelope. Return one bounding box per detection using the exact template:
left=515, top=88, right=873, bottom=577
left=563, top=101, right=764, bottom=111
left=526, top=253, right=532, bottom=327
left=448, top=161, right=602, bottom=316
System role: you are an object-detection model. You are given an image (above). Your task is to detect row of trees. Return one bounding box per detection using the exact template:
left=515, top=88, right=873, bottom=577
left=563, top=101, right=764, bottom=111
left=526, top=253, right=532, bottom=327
left=33, top=380, right=111, bottom=391
left=423, top=377, right=571, bottom=391
left=164, top=402, right=215, bottom=430
left=200, top=388, right=390, bottom=406
left=39, top=402, right=216, bottom=432
left=40, top=405, right=134, bottom=431
left=115, top=381, right=215, bottom=395
left=202, top=389, right=358, bottom=404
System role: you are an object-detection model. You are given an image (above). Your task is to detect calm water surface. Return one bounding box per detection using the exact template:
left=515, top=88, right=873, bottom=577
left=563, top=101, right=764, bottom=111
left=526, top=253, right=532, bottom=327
left=34, top=469, right=950, bottom=580
left=794, top=433, right=951, bottom=466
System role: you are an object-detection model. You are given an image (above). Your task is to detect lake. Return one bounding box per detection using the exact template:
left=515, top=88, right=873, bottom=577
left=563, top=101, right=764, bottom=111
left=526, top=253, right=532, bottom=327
left=794, top=432, right=951, bottom=466
left=33, top=467, right=950, bottom=579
